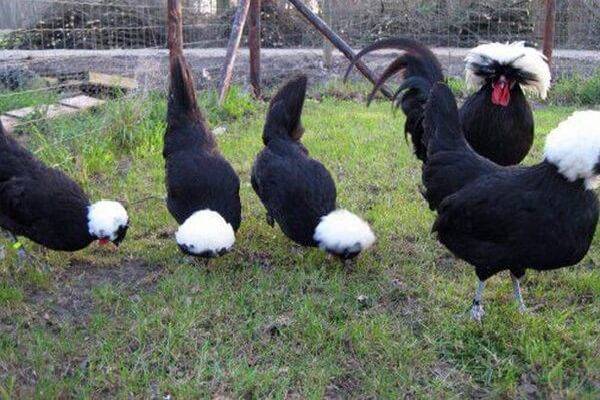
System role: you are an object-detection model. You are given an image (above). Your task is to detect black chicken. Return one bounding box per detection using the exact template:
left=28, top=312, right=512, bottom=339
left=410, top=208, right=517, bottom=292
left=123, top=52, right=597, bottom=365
left=345, top=38, right=550, bottom=167
left=0, top=120, right=128, bottom=254
left=423, top=83, right=599, bottom=320
left=164, top=0, right=241, bottom=258
left=251, top=75, right=375, bottom=262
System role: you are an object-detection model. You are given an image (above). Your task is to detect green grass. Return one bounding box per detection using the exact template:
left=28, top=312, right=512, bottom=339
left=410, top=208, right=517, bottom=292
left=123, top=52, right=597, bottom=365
left=0, top=88, right=598, bottom=399
left=0, top=76, right=60, bottom=114
left=0, top=89, right=60, bottom=115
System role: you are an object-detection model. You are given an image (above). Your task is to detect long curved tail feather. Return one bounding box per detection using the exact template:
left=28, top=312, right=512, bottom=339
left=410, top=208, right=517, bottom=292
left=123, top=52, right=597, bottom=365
left=345, top=38, right=444, bottom=162
left=166, top=0, right=214, bottom=147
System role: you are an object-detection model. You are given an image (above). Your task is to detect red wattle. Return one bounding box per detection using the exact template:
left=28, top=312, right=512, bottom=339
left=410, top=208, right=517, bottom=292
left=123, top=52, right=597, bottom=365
left=492, top=83, right=511, bottom=107
left=99, top=238, right=110, bottom=245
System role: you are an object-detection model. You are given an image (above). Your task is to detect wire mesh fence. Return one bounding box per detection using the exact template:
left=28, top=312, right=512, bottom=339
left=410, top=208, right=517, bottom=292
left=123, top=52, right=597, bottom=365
left=1, top=1, right=599, bottom=51
left=0, top=0, right=599, bottom=134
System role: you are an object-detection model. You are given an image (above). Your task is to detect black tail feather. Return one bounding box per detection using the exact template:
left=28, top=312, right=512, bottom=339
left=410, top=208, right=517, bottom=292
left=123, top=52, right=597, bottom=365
left=347, top=38, right=444, bottom=162
left=0, top=118, right=10, bottom=145
left=263, top=75, right=308, bottom=144
left=366, top=55, right=409, bottom=106
left=166, top=0, right=212, bottom=141
left=392, top=76, right=431, bottom=109
left=343, top=37, right=442, bottom=84
left=422, top=83, right=464, bottom=158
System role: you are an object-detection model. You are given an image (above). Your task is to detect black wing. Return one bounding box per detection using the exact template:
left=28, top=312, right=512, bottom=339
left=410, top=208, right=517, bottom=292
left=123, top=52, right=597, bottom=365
left=434, top=171, right=596, bottom=273
left=166, top=151, right=241, bottom=231
left=422, top=150, right=498, bottom=210
left=251, top=147, right=336, bottom=246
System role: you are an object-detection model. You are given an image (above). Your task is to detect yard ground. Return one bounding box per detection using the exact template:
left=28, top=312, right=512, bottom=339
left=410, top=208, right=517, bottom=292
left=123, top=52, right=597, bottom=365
left=0, top=87, right=598, bottom=398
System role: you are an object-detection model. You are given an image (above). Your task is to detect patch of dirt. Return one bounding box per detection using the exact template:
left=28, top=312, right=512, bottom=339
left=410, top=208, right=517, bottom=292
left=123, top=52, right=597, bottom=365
left=435, top=252, right=459, bottom=274
left=27, top=259, right=163, bottom=323
left=245, top=250, right=274, bottom=272
left=262, top=313, right=294, bottom=340
left=325, top=374, right=362, bottom=400
left=517, top=372, right=542, bottom=399
left=117, top=156, right=132, bottom=176
left=430, top=360, right=479, bottom=396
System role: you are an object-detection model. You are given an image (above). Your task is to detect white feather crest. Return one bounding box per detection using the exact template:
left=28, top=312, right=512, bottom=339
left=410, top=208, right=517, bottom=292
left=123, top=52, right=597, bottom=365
left=175, top=209, right=235, bottom=256
left=465, top=41, right=551, bottom=99
left=545, top=111, right=600, bottom=189
left=87, top=200, right=129, bottom=240
left=313, top=209, right=375, bottom=256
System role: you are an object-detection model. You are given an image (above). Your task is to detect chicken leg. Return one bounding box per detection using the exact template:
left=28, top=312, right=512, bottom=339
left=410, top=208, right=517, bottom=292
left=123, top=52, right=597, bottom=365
left=471, top=280, right=485, bottom=322
left=511, top=273, right=527, bottom=314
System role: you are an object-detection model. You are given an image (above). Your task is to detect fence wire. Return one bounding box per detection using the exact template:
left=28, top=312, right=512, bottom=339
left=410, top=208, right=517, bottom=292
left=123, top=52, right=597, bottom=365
left=0, top=0, right=599, bottom=131
left=1, top=1, right=599, bottom=51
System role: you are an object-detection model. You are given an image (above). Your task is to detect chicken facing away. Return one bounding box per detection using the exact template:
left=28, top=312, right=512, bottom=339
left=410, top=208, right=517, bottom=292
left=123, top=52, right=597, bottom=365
left=0, top=120, right=128, bottom=253
left=345, top=38, right=551, bottom=167
left=423, top=82, right=599, bottom=321
left=164, top=0, right=241, bottom=258
left=251, top=75, right=375, bottom=262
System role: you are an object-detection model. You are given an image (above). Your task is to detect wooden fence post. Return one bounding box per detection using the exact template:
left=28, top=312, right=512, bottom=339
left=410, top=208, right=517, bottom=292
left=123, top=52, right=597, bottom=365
left=248, top=0, right=262, bottom=98
left=321, top=0, right=333, bottom=69
left=542, top=0, right=556, bottom=65
left=218, top=0, right=251, bottom=104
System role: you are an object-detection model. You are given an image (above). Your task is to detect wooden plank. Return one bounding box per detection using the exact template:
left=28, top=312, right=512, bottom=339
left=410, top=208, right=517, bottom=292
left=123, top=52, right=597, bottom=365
left=6, top=104, right=80, bottom=120
left=87, top=72, right=138, bottom=91
left=218, top=0, right=251, bottom=104
left=287, top=0, right=393, bottom=100
left=5, top=106, right=37, bottom=119
left=42, top=76, right=59, bottom=86
left=248, top=0, right=262, bottom=98
left=0, top=115, right=19, bottom=134
left=59, top=95, right=106, bottom=110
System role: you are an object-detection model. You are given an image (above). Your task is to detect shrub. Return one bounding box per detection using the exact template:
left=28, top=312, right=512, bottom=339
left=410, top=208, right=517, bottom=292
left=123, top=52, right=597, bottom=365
left=548, top=71, right=600, bottom=106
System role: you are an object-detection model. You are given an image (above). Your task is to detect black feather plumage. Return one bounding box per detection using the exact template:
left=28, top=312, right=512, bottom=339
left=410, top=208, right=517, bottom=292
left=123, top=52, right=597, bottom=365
left=251, top=75, right=336, bottom=247
left=425, top=83, right=599, bottom=284
left=0, top=121, right=97, bottom=251
left=347, top=38, right=538, bottom=167
left=460, top=83, right=534, bottom=166
left=164, top=0, right=241, bottom=233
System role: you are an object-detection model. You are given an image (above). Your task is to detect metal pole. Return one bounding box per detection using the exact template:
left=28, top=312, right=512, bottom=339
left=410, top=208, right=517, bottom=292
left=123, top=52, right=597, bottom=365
left=287, top=0, right=393, bottom=99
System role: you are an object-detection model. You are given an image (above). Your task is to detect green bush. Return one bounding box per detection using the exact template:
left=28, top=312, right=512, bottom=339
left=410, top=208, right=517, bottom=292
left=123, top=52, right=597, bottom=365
left=548, top=71, right=600, bottom=106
